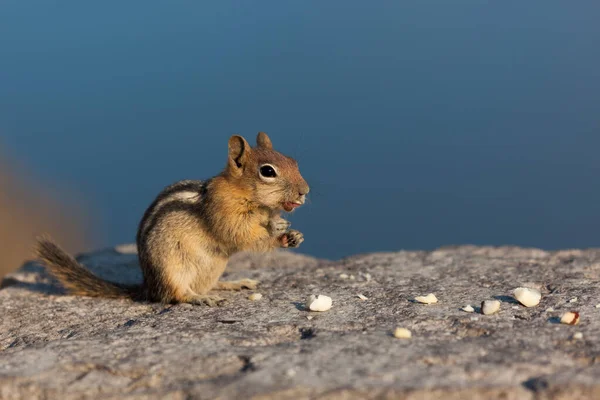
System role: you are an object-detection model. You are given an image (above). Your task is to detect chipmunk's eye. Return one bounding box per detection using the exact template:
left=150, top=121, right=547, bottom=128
left=260, top=165, right=277, bottom=178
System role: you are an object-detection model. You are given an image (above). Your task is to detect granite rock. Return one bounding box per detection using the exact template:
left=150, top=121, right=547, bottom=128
left=1, top=245, right=600, bottom=399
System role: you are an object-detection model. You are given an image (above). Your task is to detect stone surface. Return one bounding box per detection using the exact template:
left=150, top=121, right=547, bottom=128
left=1, top=245, right=600, bottom=399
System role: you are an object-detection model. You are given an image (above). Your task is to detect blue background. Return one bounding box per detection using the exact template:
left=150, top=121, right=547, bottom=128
left=1, top=1, right=599, bottom=259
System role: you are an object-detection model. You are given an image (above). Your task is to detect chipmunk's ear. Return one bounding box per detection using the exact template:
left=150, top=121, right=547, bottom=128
left=256, top=132, right=273, bottom=149
left=228, top=135, right=251, bottom=175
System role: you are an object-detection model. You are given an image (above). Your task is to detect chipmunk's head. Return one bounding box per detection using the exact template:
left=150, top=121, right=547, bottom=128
left=226, top=132, right=309, bottom=212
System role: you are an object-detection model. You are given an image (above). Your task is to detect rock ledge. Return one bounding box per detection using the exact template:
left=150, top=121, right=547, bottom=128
left=1, top=246, right=600, bottom=399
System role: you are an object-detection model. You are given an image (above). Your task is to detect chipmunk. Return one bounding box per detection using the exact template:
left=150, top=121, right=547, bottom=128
left=35, top=132, right=309, bottom=306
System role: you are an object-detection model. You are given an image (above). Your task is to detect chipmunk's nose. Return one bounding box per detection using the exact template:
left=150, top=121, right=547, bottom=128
left=299, top=184, right=310, bottom=197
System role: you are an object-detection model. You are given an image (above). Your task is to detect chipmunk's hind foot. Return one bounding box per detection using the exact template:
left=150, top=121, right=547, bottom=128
left=215, top=279, right=260, bottom=291
left=188, top=294, right=227, bottom=307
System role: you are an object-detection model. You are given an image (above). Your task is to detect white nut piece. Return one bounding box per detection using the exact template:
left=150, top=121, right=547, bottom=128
left=513, top=287, right=542, bottom=307
left=569, top=297, right=578, bottom=303
left=481, top=300, right=501, bottom=315
left=596, top=304, right=600, bottom=309
left=393, top=327, right=412, bottom=339
left=357, top=294, right=368, bottom=301
left=461, top=305, right=475, bottom=313
left=572, top=332, right=583, bottom=340
left=286, top=368, right=297, bottom=377
left=307, top=295, right=332, bottom=312
left=560, top=311, right=580, bottom=325
left=415, top=293, right=438, bottom=304
left=248, top=293, right=263, bottom=301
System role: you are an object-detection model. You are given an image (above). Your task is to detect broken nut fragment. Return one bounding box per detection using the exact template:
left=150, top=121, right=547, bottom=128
left=307, top=295, right=332, bottom=312
left=248, top=293, right=263, bottom=301
left=393, top=327, right=412, bottom=339
left=357, top=294, right=368, bottom=301
left=513, top=287, right=542, bottom=307
left=560, top=311, right=580, bottom=325
left=415, top=293, right=438, bottom=304
left=461, top=305, right=475, bottom=313
left=481, top=300, right=501, bottom=315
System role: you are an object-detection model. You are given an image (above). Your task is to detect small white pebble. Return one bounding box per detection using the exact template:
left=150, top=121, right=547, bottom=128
left=357, top=294, right=368, bottom=301
left=481, top=300, right=501, bottom=315
left=248, top=293, right=263, bottom=301
left=572, top=332, right=583, bottom=340
left=560, top=311, right=580, bottom=325
left=307, top=295, right=333, bottom=312
left=349, top=275, right=356, bottom=280
left=513, top=287, right=542, bottom=307
left=596, top=304, right=600, bottom=309
left=415, top=293, right=438, bottom=304
left=393, top=327, right=412, bottom=339
left=286, top=368, right=297, bottom=377
left=470, top=316, right=479, bottom=321
left=569, top=297, right=578, bottom=303
left=339, top=273, right=349, bottom=279
left=306, top=316, right=313, bottom=321
left=461, top=305, right=475, bottom=313
left=546, top=307, right=555, bottom=313
left=512, top=306, right=520, bottom=310
left=362, top=273, right=372, bottom=282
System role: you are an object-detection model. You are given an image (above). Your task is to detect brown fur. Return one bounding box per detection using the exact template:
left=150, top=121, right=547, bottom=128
left=35, top=132, right=309, bottom=305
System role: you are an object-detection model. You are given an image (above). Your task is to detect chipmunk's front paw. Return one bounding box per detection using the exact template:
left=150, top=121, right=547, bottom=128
left=189, top=295, right=227, bottom=307
left=269, top=216, right=291, bottom=236
left=280, top=230, right=304, bottom=248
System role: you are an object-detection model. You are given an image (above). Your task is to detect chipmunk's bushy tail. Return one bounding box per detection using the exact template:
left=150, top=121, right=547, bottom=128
left=35, top=237, right=142, bottom=299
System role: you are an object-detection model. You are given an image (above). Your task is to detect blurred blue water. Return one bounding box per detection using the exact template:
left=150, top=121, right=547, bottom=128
left=1, top=1, right=599, bottom=259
